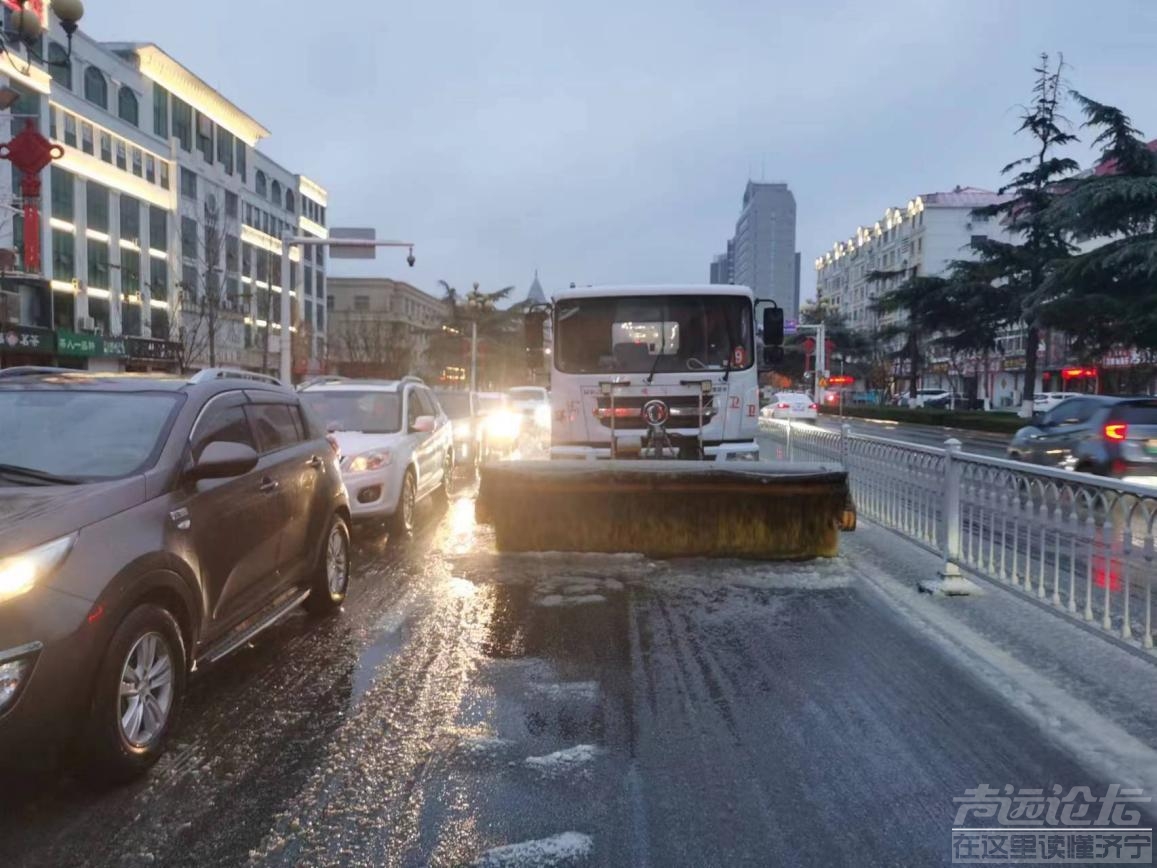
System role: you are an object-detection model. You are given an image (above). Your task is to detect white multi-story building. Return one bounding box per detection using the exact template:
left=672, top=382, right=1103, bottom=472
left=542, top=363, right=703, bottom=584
left=0, top=7, right=328, bottom=374
left=813, top=187, right=1032, bottom=405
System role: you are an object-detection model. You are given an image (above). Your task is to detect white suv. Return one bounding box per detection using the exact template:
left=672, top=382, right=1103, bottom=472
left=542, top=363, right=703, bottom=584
left=299, top=377, right=454, bottom=534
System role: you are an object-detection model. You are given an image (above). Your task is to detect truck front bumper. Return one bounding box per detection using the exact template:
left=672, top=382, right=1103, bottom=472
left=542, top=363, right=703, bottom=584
left=551, top=441, right=761, bottom=462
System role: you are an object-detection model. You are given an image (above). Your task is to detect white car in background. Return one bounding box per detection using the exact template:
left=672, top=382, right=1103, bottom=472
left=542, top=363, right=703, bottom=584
left=299, top=376, right=454, bottom=535
left=1033, top=392, right=1084, bottom=414
left=761, top=392, right=818, bottom=421
left=906, top=388, right=952, bottom=408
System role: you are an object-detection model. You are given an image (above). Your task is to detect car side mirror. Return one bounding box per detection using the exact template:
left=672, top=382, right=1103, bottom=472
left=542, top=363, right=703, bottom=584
left=412, top=415, right=436, bottom=434
left=188, top=441, right=259, bottom=481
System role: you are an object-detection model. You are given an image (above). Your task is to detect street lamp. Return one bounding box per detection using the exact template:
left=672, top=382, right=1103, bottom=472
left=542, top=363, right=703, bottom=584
left=463, top=282, right=494, bottom=394
left=3, top=0, right=85, bottom=69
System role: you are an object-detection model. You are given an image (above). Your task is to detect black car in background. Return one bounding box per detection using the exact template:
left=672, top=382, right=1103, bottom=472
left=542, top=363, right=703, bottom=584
left=1008, top=395, right=1157, bottom=481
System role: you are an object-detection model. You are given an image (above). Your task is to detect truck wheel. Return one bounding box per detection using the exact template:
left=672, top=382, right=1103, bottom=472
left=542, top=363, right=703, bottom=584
left=82, top=604, right=187, bottom=784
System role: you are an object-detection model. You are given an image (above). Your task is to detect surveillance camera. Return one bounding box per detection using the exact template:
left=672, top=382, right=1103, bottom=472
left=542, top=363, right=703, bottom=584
left=407, top=253, right=416, bottom=268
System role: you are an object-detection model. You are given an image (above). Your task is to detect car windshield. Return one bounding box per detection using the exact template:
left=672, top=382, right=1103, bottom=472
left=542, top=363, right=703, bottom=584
left=508, top=387, right=547, bottom=403
left=0, top=390, right=179, bottom=481
left=555, top=294, right=753, bottom=374
left=301, top=391, right=402, bottom=434
left=435, top=392, right=473, bottom=419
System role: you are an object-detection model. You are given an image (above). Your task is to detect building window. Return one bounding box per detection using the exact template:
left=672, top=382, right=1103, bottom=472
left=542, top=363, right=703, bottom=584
left=159, top=163, right=170, bottom=191
left=131, top=148, right=143, bottom=178
left=99, top=131, right=111, bottom=163
left=316, top=246, right=324, bottom=267
left=303, top=265, right=313, bottom=297
left=225, top=235, right=239, bottom=273
left=87, top=239, right=110, bottom=289
left=354, top=295, right=370, bottom=312
left=117, top=87, right=139, bottom=126
left=217, top=127, right=234, bottom=175
left=145, top=154, right=155, bottom=183
left=88, top=296, right=110, bottom=334
left=225, top=191, right=238, bottom=219
left=122, top=298, right=141, bottom=336
left=149, top=206, right=168, bottom=251
left=271, top=179, right=281, bottom=205
left=180, top=167, right=197, bottom=199
left=319, top=206, right=325, bottom=227
left=121, top=249, right=141, bottom=296
left=195, top=112, right=213, bottom=164
left=241, top=242, right=252, bottom=277
left=51, top=230, right=74, bottom=280
left=150, top=308, right=169, bottom=339
left=86, top=181, right=109, bottom=232
left=181, top=263, right=197, bottom=296
left=181, top=216, right=197, bottom=260
left=63, top=113, right=76, bottom=147
left=304, top=299, right=313, bottom=324
left=120, top=195, right=140, bottom=244
left=171, top=96, right=192, bottom=151
left=83, top=67, right=108, bottom=108
left=115, top=140, right=126, bottom=170
left=149, top=257, right=168, bottom=302
left=48, top=42, right=71, bottom=89
left=50, top=166, right=73, bottom=220
left=326, top=294, right=334, bottom=312
left=255, top=170, right=267, bottom=197
left=236, top=140, right=247, bottom=182
left=80, top=121, right=93, bottom=155
left=285, top=190, right=295, bottom=213
left=48, top=106, right=56, bottom=140
left=152, top=82, right=169, bottom=138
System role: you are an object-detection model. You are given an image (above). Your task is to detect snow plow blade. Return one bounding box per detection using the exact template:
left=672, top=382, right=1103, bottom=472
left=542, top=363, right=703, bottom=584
left=475, top=460, right=850, bottom=559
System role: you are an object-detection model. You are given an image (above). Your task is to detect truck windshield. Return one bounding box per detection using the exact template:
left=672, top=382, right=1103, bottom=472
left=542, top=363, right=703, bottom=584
left=554, top=295, right=753, bottom=374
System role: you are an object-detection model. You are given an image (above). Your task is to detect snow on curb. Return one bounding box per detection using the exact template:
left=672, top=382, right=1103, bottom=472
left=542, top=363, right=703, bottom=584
left=475, top=832, right=593, bottom=867
left=524, top=744, right=604, bottom=779
left=529, top=681, right=599, bottom=702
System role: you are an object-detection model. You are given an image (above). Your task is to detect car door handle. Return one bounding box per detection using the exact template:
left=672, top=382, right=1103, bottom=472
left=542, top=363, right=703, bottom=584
left=307, top=455, right=324, bottom=469
left=259, top=478, right=279, bottom=493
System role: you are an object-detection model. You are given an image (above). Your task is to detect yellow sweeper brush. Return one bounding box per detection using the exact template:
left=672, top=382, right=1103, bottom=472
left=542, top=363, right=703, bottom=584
left=475, top=460, right=852, bottom=559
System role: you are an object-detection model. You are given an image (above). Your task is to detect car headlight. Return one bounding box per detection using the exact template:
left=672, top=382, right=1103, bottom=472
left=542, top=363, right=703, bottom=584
left=0, top=656, right=34, bottom=713
left=487, top=411, right=522, bottom=440
left=454, top=424, right=472, bottom=442
left=347, top=451, right=392, bottom=473
left=534, top=404, right=552, bottom=427
left=0, top=534, right=76, bottom=604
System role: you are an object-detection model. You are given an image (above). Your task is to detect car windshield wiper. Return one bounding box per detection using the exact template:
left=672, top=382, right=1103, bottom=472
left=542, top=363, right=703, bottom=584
left=0, top=462, right=82, bottom=486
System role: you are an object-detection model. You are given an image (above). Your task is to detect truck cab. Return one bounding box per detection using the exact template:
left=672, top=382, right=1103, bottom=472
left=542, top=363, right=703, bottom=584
left=535, top=284, right=767, bottom=461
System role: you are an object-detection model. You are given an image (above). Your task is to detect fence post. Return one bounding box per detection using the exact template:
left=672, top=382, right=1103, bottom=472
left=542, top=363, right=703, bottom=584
left=840, top=423, right=850, bottom=465
left=919, top=438, right=980, bottom=596
left=786, top=418, right=794, bottom=462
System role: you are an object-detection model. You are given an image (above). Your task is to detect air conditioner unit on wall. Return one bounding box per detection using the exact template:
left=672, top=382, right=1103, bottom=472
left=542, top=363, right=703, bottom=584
left=78, top=315, right=97, bottom=332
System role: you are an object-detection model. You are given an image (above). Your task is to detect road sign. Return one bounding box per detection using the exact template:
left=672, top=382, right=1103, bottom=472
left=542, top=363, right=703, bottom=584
left=329, top=227, right=377, bottom=259
left=784, top=318, right=798, bottom=336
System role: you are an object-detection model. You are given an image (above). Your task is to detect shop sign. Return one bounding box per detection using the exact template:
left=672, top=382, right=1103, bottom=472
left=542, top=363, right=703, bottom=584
left=0, top=323, right=54, bottom=355
left=57, top=330, right=127, bottom=358
left=125, top=337, right=182, bottom=362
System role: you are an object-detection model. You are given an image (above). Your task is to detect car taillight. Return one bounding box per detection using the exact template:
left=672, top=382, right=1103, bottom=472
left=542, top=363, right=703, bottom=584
left=776, top=402, right=790, bottom=409
left=1104, top=423, right=1128, bottom=441
left=809, top=403, right=818, bottom=410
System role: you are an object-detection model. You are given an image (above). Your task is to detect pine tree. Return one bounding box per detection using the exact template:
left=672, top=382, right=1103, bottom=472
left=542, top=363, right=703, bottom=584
left=1042, top=94, right=1157, bottom=357
left=967, top=53, right=1079, bottom=415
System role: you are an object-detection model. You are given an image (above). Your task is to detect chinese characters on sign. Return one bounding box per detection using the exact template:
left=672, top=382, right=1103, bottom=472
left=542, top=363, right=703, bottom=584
left=951, top=785, right=1153, bottom=863
left=0, top=324, right=54, bottom=355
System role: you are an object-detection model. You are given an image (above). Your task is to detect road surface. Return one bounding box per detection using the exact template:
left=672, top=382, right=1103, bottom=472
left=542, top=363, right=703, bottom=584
left=0, top=485, right=1120, bottom=867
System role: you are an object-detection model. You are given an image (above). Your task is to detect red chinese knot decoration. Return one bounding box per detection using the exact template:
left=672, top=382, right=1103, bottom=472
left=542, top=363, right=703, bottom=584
left=0, top=119, right=64, bottom=273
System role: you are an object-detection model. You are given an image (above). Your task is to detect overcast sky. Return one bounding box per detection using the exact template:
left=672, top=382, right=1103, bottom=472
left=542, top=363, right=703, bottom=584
left=95, top=0, right=1157, bottom=304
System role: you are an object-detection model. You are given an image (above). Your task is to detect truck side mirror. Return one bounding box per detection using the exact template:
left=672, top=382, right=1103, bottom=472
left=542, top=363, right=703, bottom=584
left=762, top=307, right=784, bottom=346
left=762, top=345, right=784, bottom=367
left=525, top=310, right=546, bottom=371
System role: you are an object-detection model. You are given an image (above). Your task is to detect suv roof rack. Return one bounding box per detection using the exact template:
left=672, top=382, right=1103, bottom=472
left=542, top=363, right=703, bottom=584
left=0, top=366, right=79, bottom=378
left=188, top=368, right=283, bottom=386
left=400, top=375, right=425, bottom=385
left=297, top=375, right=350, bottom=391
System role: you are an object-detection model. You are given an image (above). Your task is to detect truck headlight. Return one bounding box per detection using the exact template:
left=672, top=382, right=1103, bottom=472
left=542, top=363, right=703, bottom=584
left=347, top=451, right=392, bottom=473
left=454, top=424, right=472, bottom=442
left=0, top=534, right=76, bottom=604
left=487, top=411, right=521, bottom=441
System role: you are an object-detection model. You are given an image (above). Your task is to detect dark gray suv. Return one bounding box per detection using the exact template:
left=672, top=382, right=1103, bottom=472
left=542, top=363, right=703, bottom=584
left=0, top=368, right=351, bottom=781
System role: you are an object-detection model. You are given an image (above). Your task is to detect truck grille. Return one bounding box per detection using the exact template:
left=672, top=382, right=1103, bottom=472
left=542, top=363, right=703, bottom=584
left=593, top=395, right=717, bottom=430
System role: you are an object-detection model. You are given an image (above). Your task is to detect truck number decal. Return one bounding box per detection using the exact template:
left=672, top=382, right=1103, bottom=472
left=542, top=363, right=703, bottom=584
left=729, top=396, right=741, bottom=410
left=747, top=404, right=757, bottom=417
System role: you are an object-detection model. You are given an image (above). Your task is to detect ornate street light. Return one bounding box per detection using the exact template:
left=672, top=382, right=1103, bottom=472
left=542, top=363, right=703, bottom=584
left=4, top=0, right=85, bottom=70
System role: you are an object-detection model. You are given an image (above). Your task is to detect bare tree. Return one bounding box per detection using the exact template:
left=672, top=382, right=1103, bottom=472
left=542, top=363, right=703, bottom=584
left=174, top=196, right=232, bottom=371
left=328, top=312, right=416, bottom=378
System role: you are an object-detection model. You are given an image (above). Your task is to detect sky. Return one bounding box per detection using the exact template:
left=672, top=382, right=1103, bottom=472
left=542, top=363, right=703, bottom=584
left=93, top=0, right=1157, bottom=305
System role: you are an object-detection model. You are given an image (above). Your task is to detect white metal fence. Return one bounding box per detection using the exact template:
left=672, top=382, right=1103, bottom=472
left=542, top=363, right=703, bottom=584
left=762, top=419, right=1157, bottom=652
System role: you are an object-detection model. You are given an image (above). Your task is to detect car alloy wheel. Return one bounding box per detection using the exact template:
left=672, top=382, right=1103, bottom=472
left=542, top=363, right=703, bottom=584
left=118, top=632, right=175, bottom=749
left=327, top=522, right=349, bottom=596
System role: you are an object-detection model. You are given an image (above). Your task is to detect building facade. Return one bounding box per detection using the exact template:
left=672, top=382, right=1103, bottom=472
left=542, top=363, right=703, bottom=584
left=813, top=186, right=1029, bottom=405
left=710, top=183, right=798, bottom=318
left=0, top=7, right=329, bottom=375
left=326, top=277, right=446, bottom=379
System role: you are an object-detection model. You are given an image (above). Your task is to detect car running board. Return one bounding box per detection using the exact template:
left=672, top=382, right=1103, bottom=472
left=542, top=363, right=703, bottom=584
left=196, top=589, right=311, bottom=668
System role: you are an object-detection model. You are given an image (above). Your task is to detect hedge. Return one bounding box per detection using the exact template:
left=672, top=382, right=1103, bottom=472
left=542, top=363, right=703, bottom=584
left=819, top=404, right=1025, bottom=434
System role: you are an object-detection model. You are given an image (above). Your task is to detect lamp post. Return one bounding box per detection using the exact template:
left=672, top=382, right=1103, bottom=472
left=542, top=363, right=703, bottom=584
left=463, top=282, right=494, bottom=394
left=4, top=1, right=85, bottom=68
